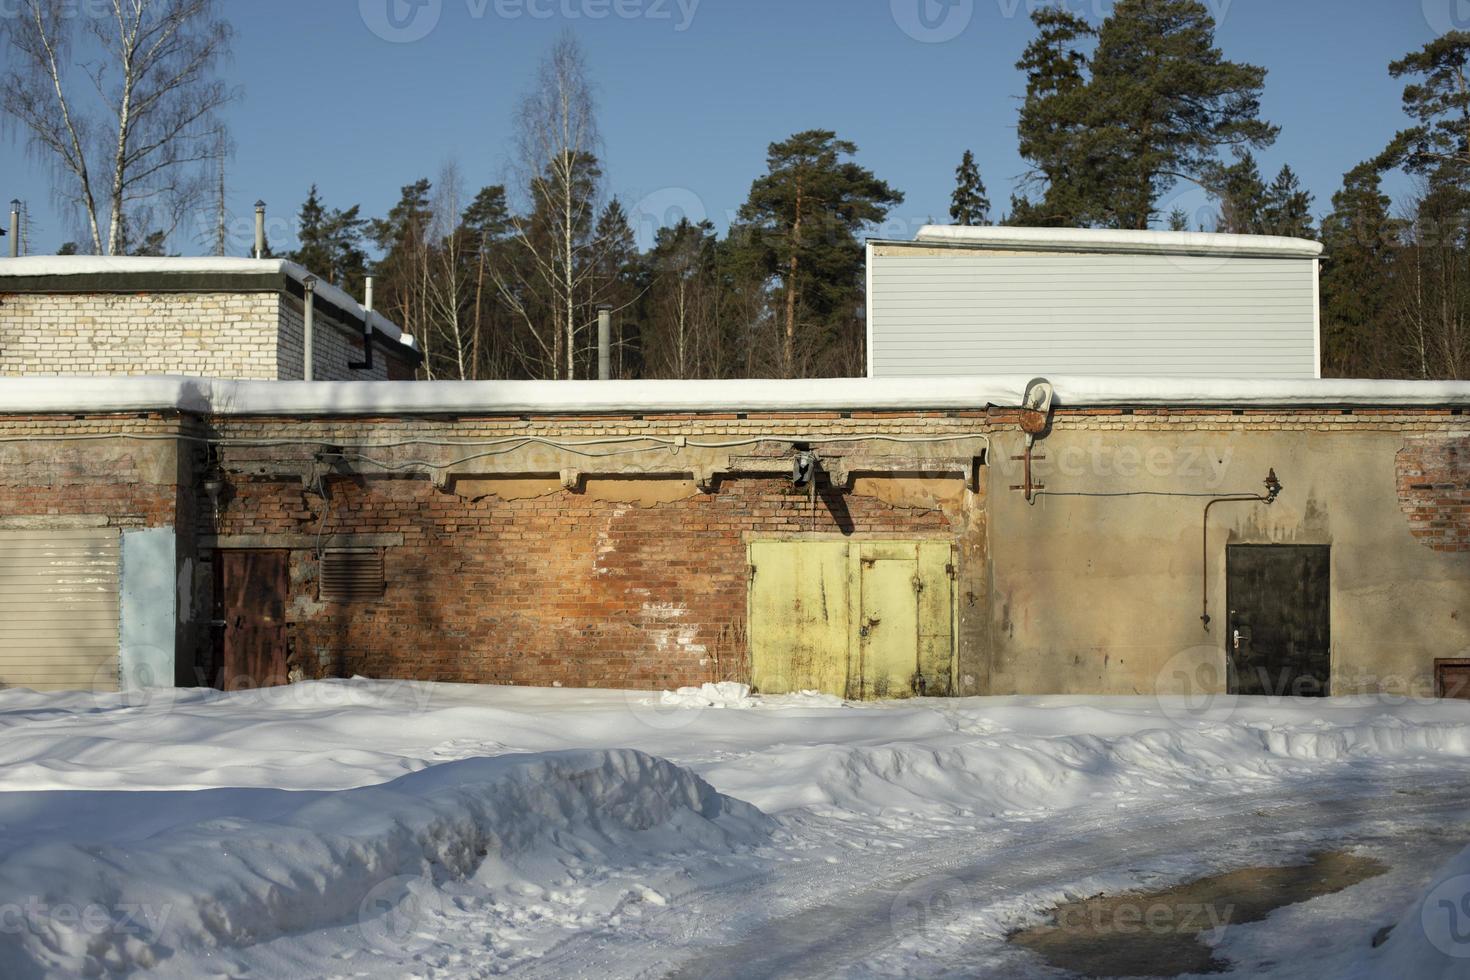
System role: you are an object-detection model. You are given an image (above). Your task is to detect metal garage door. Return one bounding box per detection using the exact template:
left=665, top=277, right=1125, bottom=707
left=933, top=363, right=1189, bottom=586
left=748, top=539, right=955, bottom=700
left=0, top=529, right=120, bottom=692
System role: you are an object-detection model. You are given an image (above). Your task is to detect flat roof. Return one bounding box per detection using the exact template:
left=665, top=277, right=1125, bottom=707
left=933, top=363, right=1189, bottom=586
left=0, top=376, right=1464, bottom=417
left=0, top=256, right=416, bottom=351
left=884, top=226, right=1325, bottom=260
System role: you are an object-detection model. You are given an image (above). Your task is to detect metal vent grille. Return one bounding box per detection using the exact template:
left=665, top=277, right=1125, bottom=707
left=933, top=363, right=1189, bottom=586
left=319, top=549, right=384, bottom=603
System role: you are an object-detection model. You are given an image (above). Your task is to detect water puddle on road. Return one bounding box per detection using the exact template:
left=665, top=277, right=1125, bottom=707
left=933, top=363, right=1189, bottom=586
left=1009, top=851, right=1388, bottom=978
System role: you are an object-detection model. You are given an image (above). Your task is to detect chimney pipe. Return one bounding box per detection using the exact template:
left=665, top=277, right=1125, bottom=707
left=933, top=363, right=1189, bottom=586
left=302, top=274, right=317, bottom=381
left=7, top=201, right=19, bottom=258
left=597, top=305, right=612, bottom=381
left=349, top=276, right=376, bottom=372
left=254, top=200, right=266, bottom=259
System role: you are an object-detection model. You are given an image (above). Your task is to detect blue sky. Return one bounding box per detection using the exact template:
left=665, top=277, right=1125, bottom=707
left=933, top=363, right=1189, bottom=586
left=0, top=0, right=1447, bottom=256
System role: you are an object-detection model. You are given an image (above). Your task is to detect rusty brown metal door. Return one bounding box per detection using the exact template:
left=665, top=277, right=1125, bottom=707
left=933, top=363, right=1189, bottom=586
left=216, top=551, right=289, bottom=691
left=1437, top=661, right=1470, bottom=701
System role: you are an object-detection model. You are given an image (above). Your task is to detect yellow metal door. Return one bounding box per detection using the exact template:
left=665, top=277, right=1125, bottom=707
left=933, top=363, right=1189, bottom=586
left=748, top=541, right=851, bottom=697
left=915, top=542, right=955, bottom=696
left=856, top=543, right=921, bottom=700
left=855, top=542, right=955, bottom=700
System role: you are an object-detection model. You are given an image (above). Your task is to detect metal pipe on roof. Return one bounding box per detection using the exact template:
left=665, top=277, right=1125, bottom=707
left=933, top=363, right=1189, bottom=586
left=7, top=201, right=19, bottom=258
left=302, top=275, right=318, bottom=382
left=254, top=201, right=266, bottom=260
left=598, top=305, right=612, bottom=381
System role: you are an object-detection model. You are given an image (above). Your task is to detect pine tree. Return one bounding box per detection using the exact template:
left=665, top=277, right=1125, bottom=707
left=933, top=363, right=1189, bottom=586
left=1012, top=6, right=1097, bottom=225
left=1319, top=161, right=1400, bottom=376
left=371, top=178, right=435, bottom=346
left=734, top=130, right=903, bottom=376
left=288, top=185, right=368, bottom=295
left=1209, top=153, right=1267, bottom=234
left=1262, top=165, right=1315, bottom=239
left=129, top=229, right=169, bottom=257
left=1386, top=32, right=1470, bottom=193
left=950, top=150, right=991, bottom=226
left=1168, top=208, right=1190, bottom=231
left=1015, top=0, right=1276, bottom=228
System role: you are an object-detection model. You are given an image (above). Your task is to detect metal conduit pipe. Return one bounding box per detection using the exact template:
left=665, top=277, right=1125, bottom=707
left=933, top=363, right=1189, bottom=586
left=1200, top=469, right=1283, bottom=630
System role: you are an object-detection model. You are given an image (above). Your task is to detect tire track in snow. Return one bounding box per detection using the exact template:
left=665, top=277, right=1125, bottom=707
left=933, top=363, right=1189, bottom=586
left=515, top=773, right=1470, bottom=979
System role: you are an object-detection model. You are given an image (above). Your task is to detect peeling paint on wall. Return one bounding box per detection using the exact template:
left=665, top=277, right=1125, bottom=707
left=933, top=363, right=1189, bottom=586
left=449, top=477, right=562, bottom=501
left=583, top=477, right=702, bottom=507
left=851, top=475, right=968, bottom=516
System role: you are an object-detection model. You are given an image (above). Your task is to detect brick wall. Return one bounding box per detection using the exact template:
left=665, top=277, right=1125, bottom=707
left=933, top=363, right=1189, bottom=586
left=1398, top=434, right=1470, bottom=552
left=206, top=472, right=953, bottom=690
left=0, top=415, right=185, bottom=531
left=3, top=405, right=1466, bottom=695
left=0, top=292, right=280, bottom=378
left=276, top=297, right=397, bottom=381
left=0, top=291, right=414, bottom=380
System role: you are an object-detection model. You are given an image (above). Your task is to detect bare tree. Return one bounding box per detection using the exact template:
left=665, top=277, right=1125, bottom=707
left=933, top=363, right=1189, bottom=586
left=0, top=0, right=235, bottom=254
left=425, top=163, right=479, bottom=381
left=502, top=33, right=605, bottom=380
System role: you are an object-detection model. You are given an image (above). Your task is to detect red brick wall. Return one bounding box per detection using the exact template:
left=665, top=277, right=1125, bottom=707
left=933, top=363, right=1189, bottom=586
left=209, top=473, right=954, bottom=690
left=1397, top=435, right=1470, bottom=553
left=0, top=418, right=182, bottom=529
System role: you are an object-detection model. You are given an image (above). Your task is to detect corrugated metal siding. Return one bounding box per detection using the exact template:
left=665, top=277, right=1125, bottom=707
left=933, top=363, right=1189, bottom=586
left=0, top=529, right=120, bottom=692
left=869, top=253, right=1320, bottom=378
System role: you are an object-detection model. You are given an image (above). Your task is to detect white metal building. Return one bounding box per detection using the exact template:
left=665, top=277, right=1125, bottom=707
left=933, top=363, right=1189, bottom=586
left=866, top=226, right=1324, bottom=379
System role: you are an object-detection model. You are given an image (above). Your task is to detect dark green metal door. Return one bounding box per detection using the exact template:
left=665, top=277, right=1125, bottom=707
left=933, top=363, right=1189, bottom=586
left=1226, top=545, right=1331, bottom=697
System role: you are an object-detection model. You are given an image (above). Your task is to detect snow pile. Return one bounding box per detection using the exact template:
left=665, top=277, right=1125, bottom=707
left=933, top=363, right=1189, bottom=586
left=708, top=708, right=1470, bottom=818
left=654, top=682, right=846, bottom=711
left=0, top=749, right=770, bottom=978
left=1364, top=843, right=1470, bottom=979
left=660, top=682, right=759, bottom=709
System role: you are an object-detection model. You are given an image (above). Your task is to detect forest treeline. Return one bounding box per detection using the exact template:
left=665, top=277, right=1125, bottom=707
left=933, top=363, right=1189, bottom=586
left=3, top=0, right=1467, bottom=380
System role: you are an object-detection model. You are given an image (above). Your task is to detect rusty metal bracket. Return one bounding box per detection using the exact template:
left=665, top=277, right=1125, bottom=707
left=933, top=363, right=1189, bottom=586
left=1008, top=448, right=1047, bottom=502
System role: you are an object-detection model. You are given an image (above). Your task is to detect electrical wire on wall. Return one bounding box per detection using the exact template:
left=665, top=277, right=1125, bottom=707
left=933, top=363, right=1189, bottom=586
left=0, top=430, right=993, bottom=479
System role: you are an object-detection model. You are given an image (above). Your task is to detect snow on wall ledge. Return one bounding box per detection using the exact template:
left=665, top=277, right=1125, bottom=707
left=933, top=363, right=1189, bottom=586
left=0, top=375, right=1467, bottom=417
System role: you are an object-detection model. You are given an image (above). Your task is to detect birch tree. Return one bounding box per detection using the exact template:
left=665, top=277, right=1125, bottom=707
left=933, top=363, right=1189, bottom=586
left=0, top=0, right=235, bottom=254
left=503, top=34, right=605, bottom=380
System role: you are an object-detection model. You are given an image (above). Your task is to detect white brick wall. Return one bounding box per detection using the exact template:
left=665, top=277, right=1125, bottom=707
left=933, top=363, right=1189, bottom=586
left=0, top=291, right=399, bottom=380
left=276, top=298, right=390, bottom=381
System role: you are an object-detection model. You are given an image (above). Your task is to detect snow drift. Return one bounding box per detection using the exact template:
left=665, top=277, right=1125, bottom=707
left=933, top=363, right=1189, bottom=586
left=1367, top=842, right=1470, bottom=979
left=0, top=749, right=771, bottom=978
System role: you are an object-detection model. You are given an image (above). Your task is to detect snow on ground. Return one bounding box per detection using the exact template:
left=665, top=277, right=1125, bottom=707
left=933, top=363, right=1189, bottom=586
left=2, top=681, right=1470, bottom=977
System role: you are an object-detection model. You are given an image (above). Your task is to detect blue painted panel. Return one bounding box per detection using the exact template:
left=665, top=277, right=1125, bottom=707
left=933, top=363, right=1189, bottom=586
left=120, top=528, right=176, bottom=690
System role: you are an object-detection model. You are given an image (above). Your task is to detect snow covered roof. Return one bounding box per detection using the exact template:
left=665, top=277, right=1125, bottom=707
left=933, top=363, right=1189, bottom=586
left=0, top=256, right=415, bottom=350
left=0, top=376, right=1465, bottom=417
left=904, top=226, right=1324, bottom=260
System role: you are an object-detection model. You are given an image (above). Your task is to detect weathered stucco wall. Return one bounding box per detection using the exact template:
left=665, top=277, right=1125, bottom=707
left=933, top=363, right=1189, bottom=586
left=982, top=412, right=1470, bottom=699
